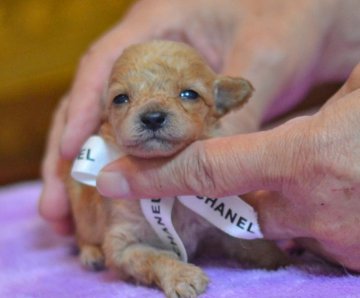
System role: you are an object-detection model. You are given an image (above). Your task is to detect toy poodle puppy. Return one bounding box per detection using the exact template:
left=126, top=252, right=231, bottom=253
left=65, top=40, right=288, bottom=298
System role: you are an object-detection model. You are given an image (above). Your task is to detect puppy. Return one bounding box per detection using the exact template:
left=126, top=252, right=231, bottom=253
left=66, top=41, right=288, bottom=298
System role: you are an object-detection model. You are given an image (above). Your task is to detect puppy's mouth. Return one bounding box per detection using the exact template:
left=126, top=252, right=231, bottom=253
left=123, top=133, right=186, bottom=158
left=126, top=135, right=178, bottom=147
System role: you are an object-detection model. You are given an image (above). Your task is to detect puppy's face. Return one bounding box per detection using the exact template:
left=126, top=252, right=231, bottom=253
left=104, top=41, right=253, bottom=158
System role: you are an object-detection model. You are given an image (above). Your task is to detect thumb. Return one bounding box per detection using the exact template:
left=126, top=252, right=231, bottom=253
left=96, top=121, right=307, bottom=199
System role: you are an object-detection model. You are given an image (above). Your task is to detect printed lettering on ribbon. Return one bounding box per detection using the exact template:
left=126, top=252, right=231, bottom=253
left=178, top=195, right=263, bottom=239
left=71, top=136, right=121, bottom=186
left=140, top=198, right=188, bottom=262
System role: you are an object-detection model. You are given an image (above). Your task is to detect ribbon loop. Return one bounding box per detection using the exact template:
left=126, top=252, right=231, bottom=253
left=71, top=136, right=121, bottom=186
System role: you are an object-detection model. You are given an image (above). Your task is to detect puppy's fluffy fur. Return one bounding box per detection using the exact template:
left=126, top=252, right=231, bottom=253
left=66, top=41, right=287, bottom=298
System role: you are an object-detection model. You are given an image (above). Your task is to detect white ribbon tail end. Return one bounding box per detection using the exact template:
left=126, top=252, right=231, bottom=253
left=140, top=198, right=188, bottom=262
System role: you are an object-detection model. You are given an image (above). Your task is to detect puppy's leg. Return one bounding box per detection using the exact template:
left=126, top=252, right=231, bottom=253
left=78, top=239, right=105, bottom=271
left=114, top=244, right=208, bottom=298
left=68, top=181, right=106, bottom=271
left=104, top=228, right=208, bottom=298
left=223, top=238, right=290, bottom=270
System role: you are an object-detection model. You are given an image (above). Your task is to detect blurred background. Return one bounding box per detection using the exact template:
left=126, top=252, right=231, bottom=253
left=0, top=0, right=134, bottom=185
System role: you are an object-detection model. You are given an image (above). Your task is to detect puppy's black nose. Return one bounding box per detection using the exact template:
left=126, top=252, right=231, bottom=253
left=140, top=111, right=167, bottom=131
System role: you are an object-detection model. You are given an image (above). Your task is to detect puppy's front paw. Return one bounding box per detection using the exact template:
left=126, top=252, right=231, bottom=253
left=161, top=263, right=208, bottom=298
left=80, top=245, right=105, bottom=271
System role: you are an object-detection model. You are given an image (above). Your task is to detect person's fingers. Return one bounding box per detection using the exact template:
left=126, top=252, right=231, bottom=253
left=96, top=116, right=311, bottom=200
left=344, top=63, right=360, bottom=92
left=39, top=98, right=73, bottom=235
left=322, top=63, right=360, bottom=108
left=254, top=70, right=360, bottom=241
left=241, top=191, right=307, bottom=240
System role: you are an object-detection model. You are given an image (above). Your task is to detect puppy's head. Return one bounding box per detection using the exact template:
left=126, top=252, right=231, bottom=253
left=104, top=41, right=253, bottom=158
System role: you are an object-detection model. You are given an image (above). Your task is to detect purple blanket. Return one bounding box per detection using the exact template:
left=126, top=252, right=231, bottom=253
left=0, top=181, right=359, bottom=298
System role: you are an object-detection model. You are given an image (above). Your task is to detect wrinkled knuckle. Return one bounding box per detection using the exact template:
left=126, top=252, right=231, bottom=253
left=276, top=119, right=318, bottom=193
left=182, top=141, right=217, bottom=196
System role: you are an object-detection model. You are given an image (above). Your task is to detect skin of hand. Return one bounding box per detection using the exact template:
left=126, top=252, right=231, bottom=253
left=97, top=64, right=360, bottom=272
left=39, top=0, right=360, bottom=235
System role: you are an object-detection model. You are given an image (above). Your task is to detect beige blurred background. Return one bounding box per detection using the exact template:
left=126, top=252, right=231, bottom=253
left=0, top=0, right=134, bottom=185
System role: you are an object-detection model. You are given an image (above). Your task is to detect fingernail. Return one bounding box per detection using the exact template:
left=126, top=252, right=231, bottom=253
left=96, top=172, right=130, bottom=198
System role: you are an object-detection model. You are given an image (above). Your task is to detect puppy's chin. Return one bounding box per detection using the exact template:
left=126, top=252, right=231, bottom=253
left=123, top=138, right=186, bottom=159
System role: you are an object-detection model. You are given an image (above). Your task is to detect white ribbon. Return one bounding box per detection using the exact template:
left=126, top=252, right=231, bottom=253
left=71, top=136, right=263, bottom=262
left=140, top=198, right=188, bottom=262
left=71, top=136, right=121, bottom=187
left=178, top=196, right=262, bottom=240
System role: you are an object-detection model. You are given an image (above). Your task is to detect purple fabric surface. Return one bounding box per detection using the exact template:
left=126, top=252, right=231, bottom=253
left=0, top=181, right=359, bottom=298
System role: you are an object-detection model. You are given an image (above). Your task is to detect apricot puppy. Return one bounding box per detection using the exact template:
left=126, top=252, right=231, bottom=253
left=67, top=41, right=287, bottom=298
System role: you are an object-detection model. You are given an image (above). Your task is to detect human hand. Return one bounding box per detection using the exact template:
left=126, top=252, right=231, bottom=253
left=96, top=64, right=360, bottom=271
left=40, top=0, right=348, bottom=234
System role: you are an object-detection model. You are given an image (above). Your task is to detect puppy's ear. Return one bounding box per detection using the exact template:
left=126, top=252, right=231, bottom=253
left=213, top=76, right=254, bottom=116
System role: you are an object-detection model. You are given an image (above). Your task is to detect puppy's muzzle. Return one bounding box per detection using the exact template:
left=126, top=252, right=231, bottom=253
left=140, top=111, right=167, bottom=131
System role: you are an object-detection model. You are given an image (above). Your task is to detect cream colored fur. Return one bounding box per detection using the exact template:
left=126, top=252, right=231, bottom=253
left=66, top=41, right=288, bottom=298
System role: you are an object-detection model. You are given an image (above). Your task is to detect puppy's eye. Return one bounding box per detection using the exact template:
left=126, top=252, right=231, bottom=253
left=179, top=89, right=199, bottom=101
left=113, top=94, right=129, bottom=105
